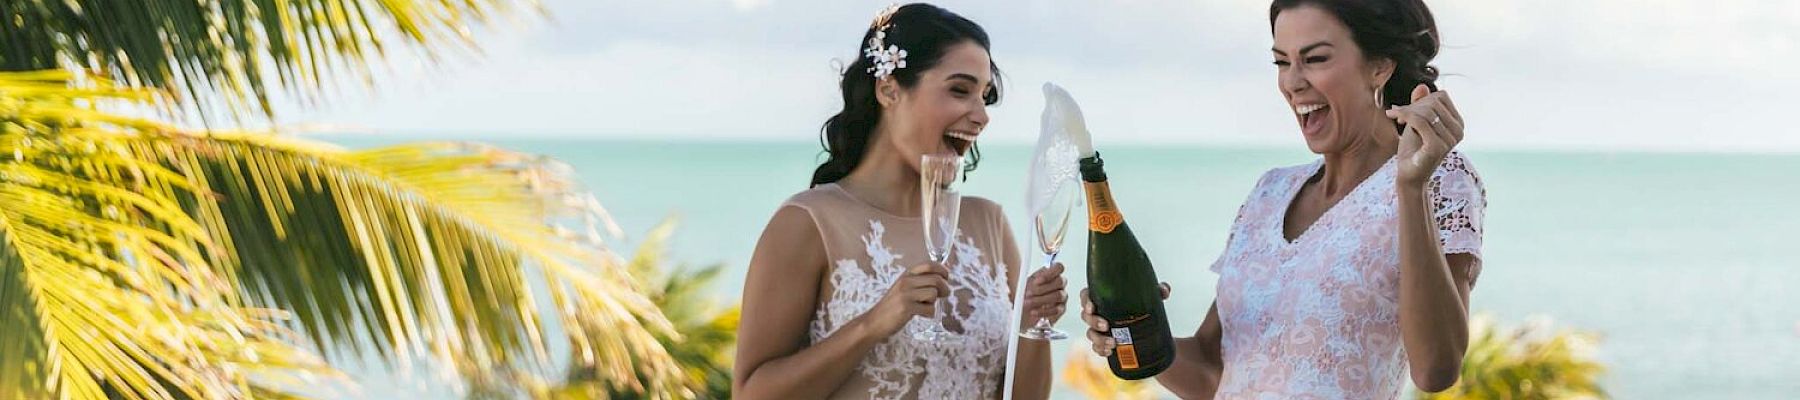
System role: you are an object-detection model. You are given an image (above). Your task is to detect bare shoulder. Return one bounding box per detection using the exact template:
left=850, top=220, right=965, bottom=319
left=763, top=205, right=823, bottom=246
left=751, top=191, right=833, bottom=275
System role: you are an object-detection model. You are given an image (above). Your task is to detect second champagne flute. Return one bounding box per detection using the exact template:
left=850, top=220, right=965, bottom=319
left=1019, top=179, right=1078, bottom=340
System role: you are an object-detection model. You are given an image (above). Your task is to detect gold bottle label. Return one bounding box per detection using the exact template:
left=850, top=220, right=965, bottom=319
left=1085, top=181, right=1123, bottom=234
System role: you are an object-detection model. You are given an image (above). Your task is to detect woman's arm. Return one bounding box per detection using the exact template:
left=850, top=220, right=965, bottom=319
left=1389, top=84, right=1475, bottom=392
left=1153, top=302, right=1224, bottom=399
left=1397, top=189, right=1475, bottom=392
left=733, top=206, right=948, bottom=399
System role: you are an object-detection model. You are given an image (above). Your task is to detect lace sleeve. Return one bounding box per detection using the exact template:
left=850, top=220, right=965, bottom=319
left=1209, top=202, right=1250, bottom=274
left=1211, top=169, right=1279, bottom=274
left=1428, top=152, right=1487, bottom=282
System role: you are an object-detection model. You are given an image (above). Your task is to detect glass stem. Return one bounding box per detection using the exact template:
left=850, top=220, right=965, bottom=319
left=935, top=294, right=950, bottom=329
left=934, top=255, right=952, bottom=332
left=1033, top=251, right=1058, bottom=329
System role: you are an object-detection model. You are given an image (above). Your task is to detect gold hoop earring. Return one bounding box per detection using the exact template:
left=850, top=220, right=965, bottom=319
left=1373, top=86, right=1385, bottom=107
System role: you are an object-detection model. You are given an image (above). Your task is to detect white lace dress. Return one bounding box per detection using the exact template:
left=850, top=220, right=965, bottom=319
left=784, top=184, right=1015, bottom=400
left=1209, top=152, right=1487, bottom=399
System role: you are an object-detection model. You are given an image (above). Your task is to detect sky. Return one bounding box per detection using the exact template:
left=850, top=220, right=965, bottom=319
left=286, top=0, right=1800, bottom=153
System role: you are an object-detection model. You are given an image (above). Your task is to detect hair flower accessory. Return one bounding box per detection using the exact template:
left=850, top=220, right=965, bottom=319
left=864, top=4, right=906, bottom=79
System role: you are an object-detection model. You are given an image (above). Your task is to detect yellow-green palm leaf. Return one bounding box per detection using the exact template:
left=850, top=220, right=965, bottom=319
left=0, top=70, right=338, bottom=400
left=1416, top=315, right=1608, bottom=400
left=128, top=132, right=686, bottom=395
left=4, top=69, right=688, bottom=399
left=0, top=0, right=540, bottom=119
left=132, top=117, right=683, bottom=395
left=546, top=219, right=739, bottom=399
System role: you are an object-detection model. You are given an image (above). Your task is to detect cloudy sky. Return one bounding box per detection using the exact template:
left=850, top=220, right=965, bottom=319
left=288, top=0, right=1800, bottom=153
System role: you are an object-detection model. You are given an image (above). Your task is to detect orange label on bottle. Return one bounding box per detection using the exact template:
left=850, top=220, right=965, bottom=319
left=1109, top=325, right=1140, bottom=370
left=1085, top=181, right=1122, bottom=234
left=1116, top=345, right=1140, bottom=370
left=1090, top=211, right=1122, bottom=234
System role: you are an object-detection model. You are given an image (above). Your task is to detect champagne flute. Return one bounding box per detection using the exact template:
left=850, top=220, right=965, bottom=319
left=914, top=153, right=964, bottom=342
left=1019, top=178, right=1078, bottom=340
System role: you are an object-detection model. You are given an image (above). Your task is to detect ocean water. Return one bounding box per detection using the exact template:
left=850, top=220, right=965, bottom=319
left=331, top=137, right=1800, bottom=399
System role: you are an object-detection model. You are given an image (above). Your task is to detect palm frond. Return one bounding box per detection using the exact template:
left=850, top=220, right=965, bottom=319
left=545, top=219, right=740, bottom=400
left=627, top=219, right=737, bottom=399
left=0, top=70, right=339, bottom=400
left=6, top=68, right=687, bottom=398
left=123, top=131, right=684, bottom=395
left=0, top=0, right=542, bottom=120
left=1416, top=315, right=1608, bottom=400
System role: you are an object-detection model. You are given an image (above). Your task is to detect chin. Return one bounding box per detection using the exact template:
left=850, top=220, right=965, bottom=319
left=1302, top=136, right=1334, bottom=155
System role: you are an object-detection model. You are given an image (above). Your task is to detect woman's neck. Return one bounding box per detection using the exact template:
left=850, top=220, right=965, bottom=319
left=1316, top=119, right=1400, bottom=196
left=837, top=140, right=922, bottom=217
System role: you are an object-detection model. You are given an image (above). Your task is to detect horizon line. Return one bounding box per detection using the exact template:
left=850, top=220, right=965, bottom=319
left=292, top=129, right=1800, bottom=156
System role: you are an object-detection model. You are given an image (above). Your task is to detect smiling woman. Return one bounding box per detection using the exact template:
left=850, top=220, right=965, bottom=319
left=732, top=3, right=1070, bottom=400
left=807, top=4, right=1004, bottom=188
left=1072, top=0, right=1490, bottom=399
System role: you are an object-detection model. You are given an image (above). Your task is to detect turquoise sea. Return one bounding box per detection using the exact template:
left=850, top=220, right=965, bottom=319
left=333, top=138, right=1800, bottom=399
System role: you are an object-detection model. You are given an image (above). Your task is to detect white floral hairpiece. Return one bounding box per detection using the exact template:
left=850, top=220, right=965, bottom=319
left=864, top=4, right=906, bottom=79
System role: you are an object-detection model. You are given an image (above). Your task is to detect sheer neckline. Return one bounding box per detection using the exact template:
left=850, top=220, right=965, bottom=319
left=824, top=182, right=923, bottom=221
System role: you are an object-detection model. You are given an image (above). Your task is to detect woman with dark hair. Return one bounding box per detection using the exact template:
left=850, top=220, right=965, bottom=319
left=734, top=4, right=1065, bottom=399
left=1077, top=0, right=1487, bottom=398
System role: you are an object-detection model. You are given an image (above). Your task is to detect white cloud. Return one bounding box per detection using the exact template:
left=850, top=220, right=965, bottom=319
left=293, top=39, right=841, bottom=139
left=1440, top=0, right=1800, bottom=82
left=729, top=0, right=771, bottom=11
left=289, top=0, right=1800, bottom=152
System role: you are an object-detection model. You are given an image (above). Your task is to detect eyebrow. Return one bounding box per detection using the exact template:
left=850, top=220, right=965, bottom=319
left=1271, top=41, right=1334, bottom=57
left=945, top=73, right=983, bottom=85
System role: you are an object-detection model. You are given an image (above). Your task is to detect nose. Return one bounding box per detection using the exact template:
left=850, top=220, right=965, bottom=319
left=970, top=103, right=989, bottom=130
left=1280, top=66, right=1309, bottom=97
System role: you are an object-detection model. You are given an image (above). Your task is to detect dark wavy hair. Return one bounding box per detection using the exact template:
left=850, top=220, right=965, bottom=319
left=810, top=3, right=1004, bottom=187
left=1270, top=0, right=1439, bottom=109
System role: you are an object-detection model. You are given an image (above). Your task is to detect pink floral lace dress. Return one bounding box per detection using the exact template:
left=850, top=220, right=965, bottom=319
left=1208, top=152, right=1486, bottom=399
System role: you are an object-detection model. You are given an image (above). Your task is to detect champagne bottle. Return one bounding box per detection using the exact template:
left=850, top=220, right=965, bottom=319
left=1081, top=152, right=1174, bottom=380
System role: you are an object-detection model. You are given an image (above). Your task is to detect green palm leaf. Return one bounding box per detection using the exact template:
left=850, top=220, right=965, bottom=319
left=0, top=70, right=339, bottom=400
left=2, top=0, right=700, bottom=395
left=547, top=219, right=740, bottom=400
left=4, top=69, right=688, bottom=399
left=1416, top=315, right=1608, bottom=400
left=120, top=132, right=686, bottom=395
left=0, top=0, right=541, bottom=119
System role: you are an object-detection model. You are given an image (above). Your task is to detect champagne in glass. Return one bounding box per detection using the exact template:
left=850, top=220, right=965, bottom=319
left=1019, top=179, right=1078, bottom=340
left=914, top=153, right=963, bottom=342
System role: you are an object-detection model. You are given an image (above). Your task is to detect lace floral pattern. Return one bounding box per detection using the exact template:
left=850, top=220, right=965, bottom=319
left=1208, top=152, right=1486, bottom=399
left=808, top=219, right=1011, bottom=400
